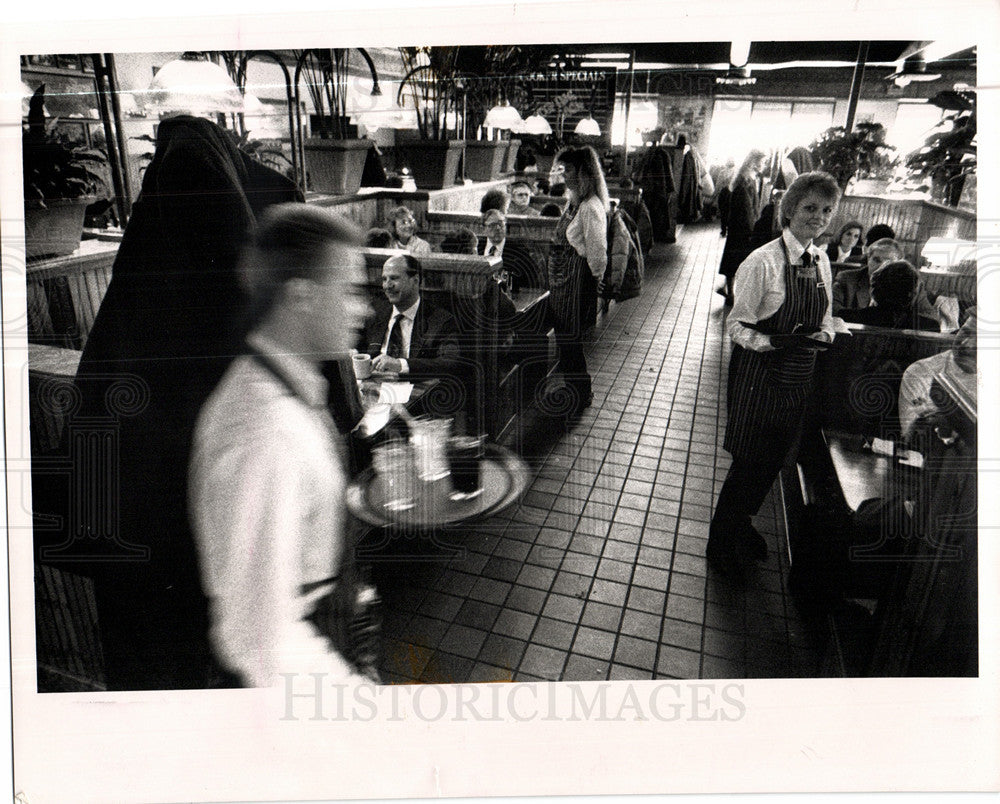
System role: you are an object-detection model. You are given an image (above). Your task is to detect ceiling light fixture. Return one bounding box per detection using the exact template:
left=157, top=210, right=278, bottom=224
left=140, top=52, right=245, bottom=117
left=888, top=55, right=942, bottom=88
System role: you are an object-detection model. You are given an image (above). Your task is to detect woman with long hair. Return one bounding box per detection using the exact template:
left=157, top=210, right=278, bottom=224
left=709, top=171, right=842, bottom=578
left=546, top=146, right=609, bottom=421
left=386, top=206, right=432, bottom=255
left=718, top=148, right=767, bottom=304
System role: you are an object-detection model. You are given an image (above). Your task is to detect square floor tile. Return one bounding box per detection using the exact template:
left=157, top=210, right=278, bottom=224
left=532, top=617, right=577, bottom=652
left=665, top=593, right=704, bottom=624
left=453, top=599, right=501, bottom=632
left=505, top=584, right=547, bottom=614
left=572, top=626, right=617, bottom=659
left=620, top=609, right=661, bottom=642
left=469, top=577, right=513, bottom=606
left=632, top=565, right=670, bottom=591
left=589, top=578, right=629, bottom=607
left=614, top=635, right=658, bottom=672
left=550, top=570, right=591, bottom=599
left=561, top=552, right=600, bottom=577
left=439, top=623, right=490, bottom=660
left=483, top=556, right=524, bottom=584
left=581, top=600, right=623, bottom=632
left=517, top=564, right=556, bottom=591
left=562, top=653, right=609, bottom=681
left=627, top=585, right=667, bottom=615
left=660, top=616, right=704, bottom=653
left=492, top=608, right=538, bottom=640
left=656, top=645, right=701, bottom=679
left=542, top=593, right=586, bottom=624
left=519, top=644, right=568, bottom=680
left=478, top=633, right=526, bottom=671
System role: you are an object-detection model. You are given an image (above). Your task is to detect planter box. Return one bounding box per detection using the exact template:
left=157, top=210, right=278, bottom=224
left=24, top=198, right=91, bottom=260
left=394, top=139, right=465, bottom=190
left=303, top=138, right=372, bottom=195
left=503, top=139, right=521, bottom=174
left=463, top=140, right=507, bottom=182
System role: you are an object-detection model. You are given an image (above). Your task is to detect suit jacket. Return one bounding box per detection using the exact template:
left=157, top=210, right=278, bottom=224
left=478, top=237, right=543, bottom=290
left=832, top=266, right=871, bottom=312
left=362, top=296, right=462, bottom=379
left=719, top=173, right=760, bottom=278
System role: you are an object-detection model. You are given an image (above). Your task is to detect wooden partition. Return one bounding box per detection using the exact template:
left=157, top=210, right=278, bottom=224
left=422, top=211, right=559, bottom=283
left=812, top=323, right=955, bottom=440
left=26, top=240, right=118, bottom=350
left=829, top=195, right=976, bottom=266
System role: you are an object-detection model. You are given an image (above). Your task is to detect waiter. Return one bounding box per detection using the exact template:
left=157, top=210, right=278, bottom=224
left=708, top=172, right=842, bottom=578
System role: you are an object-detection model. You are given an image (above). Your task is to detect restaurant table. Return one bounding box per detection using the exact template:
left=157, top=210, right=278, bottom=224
left=347, top=442, right=530, bottom=529
left=822, top=428, right=923, bottom=513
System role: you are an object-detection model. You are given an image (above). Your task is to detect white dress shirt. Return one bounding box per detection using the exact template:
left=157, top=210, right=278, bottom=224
left=729, top=229, right=836, bottom=352
left=484, top=239, right=504, bottom=258
left=381, top=298, right=420, bottom=373
left=189, top=331, right=364, bottom=688
left=565, top=194, right=608, bottom=279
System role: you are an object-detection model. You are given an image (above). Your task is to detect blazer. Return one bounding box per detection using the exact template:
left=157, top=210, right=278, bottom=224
left=478, top=237, right=544, bottom=290
left=832, top=265, right=871, bottom=312
left=362, top=295, right=462, bottom=379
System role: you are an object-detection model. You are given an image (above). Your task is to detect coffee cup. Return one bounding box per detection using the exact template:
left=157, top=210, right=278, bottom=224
left=352, top=352, right=373, bottom=380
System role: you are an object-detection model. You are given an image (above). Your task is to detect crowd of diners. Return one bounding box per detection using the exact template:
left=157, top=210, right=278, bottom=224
left=45, top=107, right=976, bottom=689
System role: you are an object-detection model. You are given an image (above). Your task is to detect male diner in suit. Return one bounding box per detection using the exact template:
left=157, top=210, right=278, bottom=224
left=363, top=253, right=462, bottom=378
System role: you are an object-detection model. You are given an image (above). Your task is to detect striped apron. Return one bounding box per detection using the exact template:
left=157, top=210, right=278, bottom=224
left=723, top=239, right=827, bottom=462
left=547, top=207, right=597, bottom=338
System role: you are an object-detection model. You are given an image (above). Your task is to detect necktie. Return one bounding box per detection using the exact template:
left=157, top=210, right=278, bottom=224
left=386, top=313, right=404, bottom=359
left=488, top=244, right=498, bottom=257
left=798, top=250, right=816, bottom=278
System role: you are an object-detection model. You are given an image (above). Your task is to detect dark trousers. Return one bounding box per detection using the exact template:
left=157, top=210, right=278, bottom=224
left=709, top=451, right=787, bottom=542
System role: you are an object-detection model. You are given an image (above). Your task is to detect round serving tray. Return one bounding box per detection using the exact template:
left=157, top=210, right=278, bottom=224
left=347, top=443, right=529, bottom=527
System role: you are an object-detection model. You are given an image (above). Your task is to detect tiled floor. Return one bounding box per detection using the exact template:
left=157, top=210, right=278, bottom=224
left=370, top=222, right=825, bottom=683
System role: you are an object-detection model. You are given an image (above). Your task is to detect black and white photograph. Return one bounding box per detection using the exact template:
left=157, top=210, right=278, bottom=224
left=3, top=1, right=998, bottom=801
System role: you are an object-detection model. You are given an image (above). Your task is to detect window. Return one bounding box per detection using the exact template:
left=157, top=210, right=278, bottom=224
left=708, top=98, right=834, bottom=163
left=891, top=101, right=945, bottom=156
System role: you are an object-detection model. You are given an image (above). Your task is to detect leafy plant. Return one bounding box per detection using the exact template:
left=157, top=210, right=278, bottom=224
left=809, top=122, right=898, bottom=190
left=455, top=45, right=536, bottom=135
left=23, top=85, right=109, bottom=203
left=905, top=89, right=976, bottom=207
left=397, top=46, right=464, bottom=140
left=296, top=49, right=361, bottom=140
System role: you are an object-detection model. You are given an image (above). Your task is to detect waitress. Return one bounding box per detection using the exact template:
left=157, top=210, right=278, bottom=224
left=547, top=146, right=608, bottom=421
left=709, top=171, right=842, bottom=577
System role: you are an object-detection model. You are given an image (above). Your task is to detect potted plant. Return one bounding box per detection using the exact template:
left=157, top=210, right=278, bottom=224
left=394, top=46, right=466, bottom=189
left=905, top=89, right=976, bottom=207
left=22, top=85, right=109, bottom=259
left=458, top=46, right=534, bottom=181
left=809, top=122, right=898, bottom=192
left=297, top=49, right=373, bottom=195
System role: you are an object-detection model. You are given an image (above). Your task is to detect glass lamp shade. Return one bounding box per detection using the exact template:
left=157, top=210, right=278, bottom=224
left=574, top=116, right=601, bottom=136
left=516, top=114, right=552, bottom=135
left=139, top=54, right=245, bottom=117
left=483, top=103, right=523, bottom=130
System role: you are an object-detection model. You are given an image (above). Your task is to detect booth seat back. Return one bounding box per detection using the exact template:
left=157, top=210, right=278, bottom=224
left=814, top=324, right=955, bottom=439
